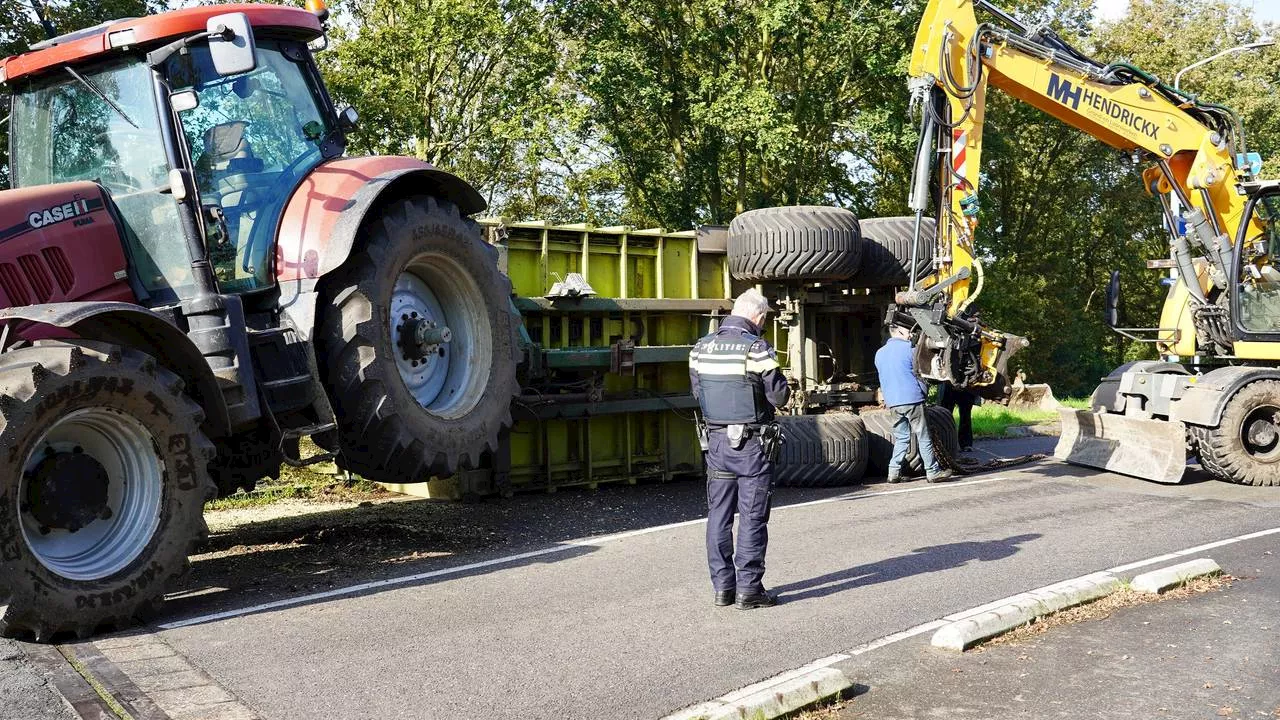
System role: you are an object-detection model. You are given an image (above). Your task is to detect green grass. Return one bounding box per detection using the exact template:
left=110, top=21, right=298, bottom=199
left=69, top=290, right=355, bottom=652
left=964, top=397, right=1089, bottom=439
left=206, top=439, right=386, bottom=511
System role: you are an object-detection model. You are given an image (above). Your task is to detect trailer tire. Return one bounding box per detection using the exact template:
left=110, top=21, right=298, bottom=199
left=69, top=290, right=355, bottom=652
left=1194, top=380, right=1280, bottom=486
left=318, top=195, right=521, bottom=481
left=727, top=206, right=861, bottom=282
left=861, top=405, right=961, bottom=477
left=773, top=414, right=869, bottom=487
left=848, top=216, right=936, bottom=288
left=0, top=342, right=215, bottom=641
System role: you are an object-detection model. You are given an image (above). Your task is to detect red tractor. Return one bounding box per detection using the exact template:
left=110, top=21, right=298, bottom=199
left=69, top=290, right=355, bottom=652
left=0, top=4, right=520, bottom=639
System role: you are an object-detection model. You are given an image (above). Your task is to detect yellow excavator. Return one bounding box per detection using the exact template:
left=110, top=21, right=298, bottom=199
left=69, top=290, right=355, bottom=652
left=901, top=0, right=1280, bottom=486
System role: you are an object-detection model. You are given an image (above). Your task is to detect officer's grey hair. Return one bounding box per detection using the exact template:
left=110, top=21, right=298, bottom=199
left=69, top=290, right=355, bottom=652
left=731, top=288, right=771, bottom=320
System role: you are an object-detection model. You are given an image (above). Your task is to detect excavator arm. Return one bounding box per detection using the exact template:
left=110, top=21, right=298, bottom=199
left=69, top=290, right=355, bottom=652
left=901, top=0, right=1258, bottom=401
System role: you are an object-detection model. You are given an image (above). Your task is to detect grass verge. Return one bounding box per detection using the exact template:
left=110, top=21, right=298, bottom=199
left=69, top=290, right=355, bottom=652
left=976, top=573, right=1232, bottom=650
left=964, top=396, right=1088, bottom=438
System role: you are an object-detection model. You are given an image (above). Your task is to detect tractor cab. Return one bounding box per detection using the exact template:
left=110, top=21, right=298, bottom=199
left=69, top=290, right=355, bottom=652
left=4, top=5, right=343, bottom=304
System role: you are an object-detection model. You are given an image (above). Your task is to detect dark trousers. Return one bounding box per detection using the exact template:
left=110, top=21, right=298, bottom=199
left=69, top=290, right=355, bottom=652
left=704, top=430, right=773, bottom=593
left=938, top=382, right=974, bottom=448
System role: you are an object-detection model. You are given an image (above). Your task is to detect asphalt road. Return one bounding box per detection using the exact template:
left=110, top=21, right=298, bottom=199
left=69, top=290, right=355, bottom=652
left=5, top=437, right=1280, bottom=720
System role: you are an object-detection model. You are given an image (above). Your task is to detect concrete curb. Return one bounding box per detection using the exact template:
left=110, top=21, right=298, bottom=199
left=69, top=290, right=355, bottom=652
left=931, top=571, right=1122, bottom=651
left=661, top=655, right=855, bottom=720
left=1131, top=557, right=1221, bottom=594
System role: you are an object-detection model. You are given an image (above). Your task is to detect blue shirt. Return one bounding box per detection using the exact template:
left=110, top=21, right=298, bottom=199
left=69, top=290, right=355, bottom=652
left=875, top=337, right=926, bottom=407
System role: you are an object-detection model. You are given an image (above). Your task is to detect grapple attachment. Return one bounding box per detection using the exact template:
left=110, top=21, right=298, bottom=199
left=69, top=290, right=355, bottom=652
left=1053, top=409, right=1189, bottom=484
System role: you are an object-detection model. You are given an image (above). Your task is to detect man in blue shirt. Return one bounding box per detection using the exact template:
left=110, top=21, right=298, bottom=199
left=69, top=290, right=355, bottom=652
left=874, top=322, right=953, bottom=483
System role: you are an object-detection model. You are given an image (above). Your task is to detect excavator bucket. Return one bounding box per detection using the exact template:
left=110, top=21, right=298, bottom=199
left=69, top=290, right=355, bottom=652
left=1053, top=409, right=1188, bottom=484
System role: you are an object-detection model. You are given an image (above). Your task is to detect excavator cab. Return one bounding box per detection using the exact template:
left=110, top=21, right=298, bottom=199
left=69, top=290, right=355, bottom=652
left=1234, top=186, right=1280, bottom=334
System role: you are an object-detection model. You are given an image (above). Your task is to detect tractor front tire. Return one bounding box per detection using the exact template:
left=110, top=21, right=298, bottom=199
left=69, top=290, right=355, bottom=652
left=319, top=196, right=521, bottom=481
left=0, top=342, right=215, bottom=641
left=1195, top=380, right=1280, bottom=486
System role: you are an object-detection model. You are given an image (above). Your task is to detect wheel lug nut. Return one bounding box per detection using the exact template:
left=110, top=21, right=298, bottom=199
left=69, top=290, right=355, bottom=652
left=73, top=446, right=83, bottom=454
left=38, top=526, right=51, bottom=536
left=100, top=507, right=113, bottom=520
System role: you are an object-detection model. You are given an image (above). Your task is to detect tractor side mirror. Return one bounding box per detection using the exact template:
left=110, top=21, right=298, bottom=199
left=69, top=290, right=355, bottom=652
left=337, top=106, right=359, bottom=133
left=1106, top=270, right=1121, bottom=329
left=207, top=13, right=256, bottom=76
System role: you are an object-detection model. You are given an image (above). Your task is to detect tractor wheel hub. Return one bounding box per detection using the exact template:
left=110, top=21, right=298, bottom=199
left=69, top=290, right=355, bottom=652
left=26, top=451, right=111, bottom=533
left=396, top=314, right=452, bottom=363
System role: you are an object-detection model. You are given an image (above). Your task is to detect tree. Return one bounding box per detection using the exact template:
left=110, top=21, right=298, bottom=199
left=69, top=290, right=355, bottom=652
left=320, top=0, right=597, bottom=219
left=553, top=0, right=924, bottom=228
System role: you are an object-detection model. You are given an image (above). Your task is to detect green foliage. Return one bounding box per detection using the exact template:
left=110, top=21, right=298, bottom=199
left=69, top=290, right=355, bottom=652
left=319, top=0, right=604, bottom=219
left=553, top=0, right=923, bottom=227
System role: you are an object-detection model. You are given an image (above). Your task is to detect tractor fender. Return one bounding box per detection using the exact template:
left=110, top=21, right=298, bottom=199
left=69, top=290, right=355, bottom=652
left=1171, top=365, right=1280, bottom=428
left=0, top=302, right=229, bottom=436
left=275, top=156, right=485, bottom=340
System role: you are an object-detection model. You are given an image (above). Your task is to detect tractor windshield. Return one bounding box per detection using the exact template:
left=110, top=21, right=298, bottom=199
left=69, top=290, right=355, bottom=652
left=11, top=57, right=194, bottom=303
left=165, top=38, right=333, bottom=293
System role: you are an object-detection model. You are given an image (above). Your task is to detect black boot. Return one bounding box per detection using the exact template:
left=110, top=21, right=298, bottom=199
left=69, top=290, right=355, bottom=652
left=713, top=589, right=736, bottom=607
left=737, top=590, right=778, bottom=609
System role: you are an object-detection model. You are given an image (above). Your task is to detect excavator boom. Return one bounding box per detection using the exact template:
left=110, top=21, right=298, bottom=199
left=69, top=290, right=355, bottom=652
left=906, top=0, right=1270, bottom=484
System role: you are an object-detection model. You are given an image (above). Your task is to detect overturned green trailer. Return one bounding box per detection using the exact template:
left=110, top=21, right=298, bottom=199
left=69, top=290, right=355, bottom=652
left=406, top=210, right=964, bottom=499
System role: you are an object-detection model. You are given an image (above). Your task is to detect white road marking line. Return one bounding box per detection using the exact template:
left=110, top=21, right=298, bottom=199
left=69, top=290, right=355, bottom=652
left=1106, top=526, right=1280, bottom=573
left=159, top=476, right=1014, bottom=630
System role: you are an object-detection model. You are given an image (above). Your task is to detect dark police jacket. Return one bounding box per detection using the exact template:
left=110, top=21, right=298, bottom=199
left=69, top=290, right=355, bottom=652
left=688, top=315, right=791, bottom=426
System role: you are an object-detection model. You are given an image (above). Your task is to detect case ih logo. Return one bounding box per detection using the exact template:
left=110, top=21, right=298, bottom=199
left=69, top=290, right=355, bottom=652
left=28, top=198, right=92, bottom=229
left=1046, top=73, right=1159, bottom=140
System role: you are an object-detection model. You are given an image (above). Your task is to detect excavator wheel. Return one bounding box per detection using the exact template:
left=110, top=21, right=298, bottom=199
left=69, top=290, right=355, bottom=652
left=318, top=195, right=521, bottom=481
left=1194, top=380, right=1280, bottom=486
left=0, top=342, right=215, bottom=641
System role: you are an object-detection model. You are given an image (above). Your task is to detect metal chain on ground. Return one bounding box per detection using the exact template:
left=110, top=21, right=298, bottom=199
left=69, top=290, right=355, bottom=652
left=951, top=444, right=1048, bottom=475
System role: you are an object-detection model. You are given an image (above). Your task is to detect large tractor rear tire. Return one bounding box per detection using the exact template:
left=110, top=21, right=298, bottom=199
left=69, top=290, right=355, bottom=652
left=849, top=216, right=936, bottom=288
left=318, top=196, right=521, bottom=481
left=727, top=206, right=862, bottom=282
left=1194, top=380, right=1280, bottom=486
left=774, top=413, right=869, bottom=487
left=0, top=342, right=214, bottom=641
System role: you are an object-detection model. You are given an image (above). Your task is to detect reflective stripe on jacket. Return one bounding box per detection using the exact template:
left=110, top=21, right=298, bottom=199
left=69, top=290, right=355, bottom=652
left=688, top=315, right=790, bottom=425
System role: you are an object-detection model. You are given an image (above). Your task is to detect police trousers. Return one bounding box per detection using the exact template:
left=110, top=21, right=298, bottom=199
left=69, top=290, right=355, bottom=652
left=704, top=429, right=773, bottom=593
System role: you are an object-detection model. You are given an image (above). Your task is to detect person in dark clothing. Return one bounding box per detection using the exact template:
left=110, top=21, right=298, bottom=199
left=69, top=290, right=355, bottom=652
left=689, top=288, right=790, bottom=609
left=938, top=381, right=975, bottom=451
left=873, top=322, right=953, bottom=483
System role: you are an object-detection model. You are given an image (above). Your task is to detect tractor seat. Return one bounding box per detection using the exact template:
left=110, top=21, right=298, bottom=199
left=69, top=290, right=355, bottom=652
left=199, top=122, right=266, bottom=206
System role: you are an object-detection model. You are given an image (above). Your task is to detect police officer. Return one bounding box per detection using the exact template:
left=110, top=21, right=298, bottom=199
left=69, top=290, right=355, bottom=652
left=689, top=288, right=790, bottom=609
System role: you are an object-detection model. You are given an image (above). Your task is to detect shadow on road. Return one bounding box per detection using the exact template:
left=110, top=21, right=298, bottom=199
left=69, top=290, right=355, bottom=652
left=775, top=533, right=1042, bottom=603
